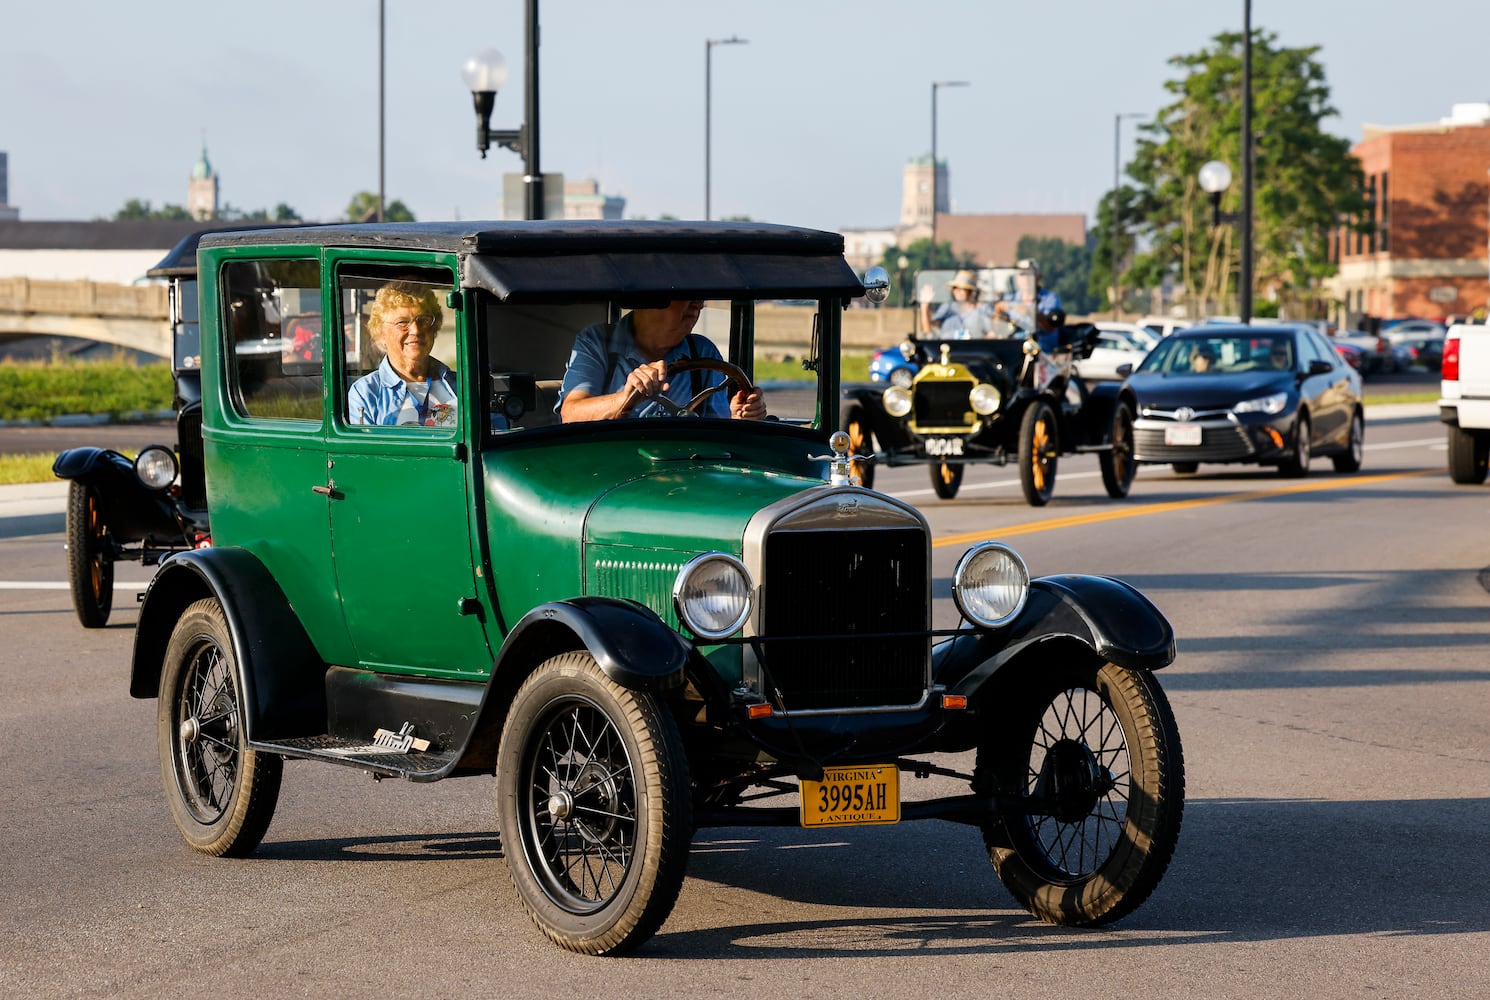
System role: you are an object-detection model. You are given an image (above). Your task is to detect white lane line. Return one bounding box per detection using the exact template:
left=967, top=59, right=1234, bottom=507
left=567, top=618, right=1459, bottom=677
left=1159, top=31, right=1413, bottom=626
left=0, top=581, right=151, bottom=591
left=884, top=436, right=1447, bottom=501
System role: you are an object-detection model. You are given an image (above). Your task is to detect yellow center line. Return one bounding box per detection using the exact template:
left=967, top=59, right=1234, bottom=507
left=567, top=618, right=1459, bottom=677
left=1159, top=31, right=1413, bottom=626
left=932, top=468, right=1436, bottom=548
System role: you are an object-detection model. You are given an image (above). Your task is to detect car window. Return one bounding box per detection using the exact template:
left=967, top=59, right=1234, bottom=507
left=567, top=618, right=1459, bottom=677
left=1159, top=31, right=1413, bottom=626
left=1308, top=330, right=1339, bottom=367
left=339, top=263, right=459, bottom=430
left=221, top=259, right=323, bottom=422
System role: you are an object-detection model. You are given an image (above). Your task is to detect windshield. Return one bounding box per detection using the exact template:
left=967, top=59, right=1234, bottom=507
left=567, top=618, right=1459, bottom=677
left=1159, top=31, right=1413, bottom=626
left=1140, top=332, right=1295, bottom=375
left=479, top=296, right=827, bottom=432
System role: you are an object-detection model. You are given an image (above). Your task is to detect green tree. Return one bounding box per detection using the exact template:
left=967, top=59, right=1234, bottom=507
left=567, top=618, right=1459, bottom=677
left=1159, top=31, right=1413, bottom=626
left=1088, top=185, right=1147, bottom=315
left=1016, top=235, right=1097, bottom=316
left=1115, top=30, right=1368, bottom=318
left=875, top=238, right=975, bottom=281
left=113, top=199, right=192, bottom=221
left=343, top=191, right=415, bottom=222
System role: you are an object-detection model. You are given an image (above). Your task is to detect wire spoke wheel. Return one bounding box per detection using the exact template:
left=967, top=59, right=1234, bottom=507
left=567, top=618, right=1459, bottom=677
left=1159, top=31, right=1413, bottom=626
left=497, top=651, right=690, bottom=955
left=1100, top=402, right=1136, bottom=498
left=158, top=599, right=281, bottom=857
left=981, top=659, right=1183, bottom=926
left=65, top=481, right=113, bottom=628
left=1018, top=401, right=1059, bottom=506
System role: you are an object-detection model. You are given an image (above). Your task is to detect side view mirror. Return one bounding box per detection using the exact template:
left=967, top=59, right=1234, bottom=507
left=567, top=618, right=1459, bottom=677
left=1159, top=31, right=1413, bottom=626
left=862, top=266, right=891, bottom=304
left=1117, top=362, right=1134, bottom=378
left=1307, top=359, right=1334, bottom=376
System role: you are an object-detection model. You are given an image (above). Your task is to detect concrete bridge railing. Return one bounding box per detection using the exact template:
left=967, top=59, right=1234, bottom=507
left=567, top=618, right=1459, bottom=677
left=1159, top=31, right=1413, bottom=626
left=0, top=278, right=170, bottom=358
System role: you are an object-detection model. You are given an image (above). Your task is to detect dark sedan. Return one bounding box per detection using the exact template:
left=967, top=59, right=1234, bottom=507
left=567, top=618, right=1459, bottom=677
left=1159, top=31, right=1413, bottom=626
left=1125, top=325, right=1364, bottom=476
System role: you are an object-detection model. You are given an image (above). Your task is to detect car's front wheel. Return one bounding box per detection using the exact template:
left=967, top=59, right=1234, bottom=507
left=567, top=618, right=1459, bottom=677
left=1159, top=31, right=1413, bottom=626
left=929, top=461, right=964, bottom=499
left=1279, top=413, right=1312, bottom=477
left=1447, top=425, right=1489, bottom=485
left=1100, top=402, right=1136, bottom=498
left=1018, top=401, right=1059, bottom=506
left=158, top=598, right=282, bottom=856
left=980, top=658, right=1184, bottom=926
left=496, top=651, right=692, bottom=956
left=845, top=408, right=876, bottom=490
left=65, top=481, right=113, bottom=628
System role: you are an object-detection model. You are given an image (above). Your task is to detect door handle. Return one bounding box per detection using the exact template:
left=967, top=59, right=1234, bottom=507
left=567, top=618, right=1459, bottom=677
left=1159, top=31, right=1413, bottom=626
left=312, top=484, right=344, bottom=500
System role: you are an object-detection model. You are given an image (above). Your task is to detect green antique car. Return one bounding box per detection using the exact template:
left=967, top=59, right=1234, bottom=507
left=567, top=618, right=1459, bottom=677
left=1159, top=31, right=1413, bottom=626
left=129, top=221, right=1183, bottom=956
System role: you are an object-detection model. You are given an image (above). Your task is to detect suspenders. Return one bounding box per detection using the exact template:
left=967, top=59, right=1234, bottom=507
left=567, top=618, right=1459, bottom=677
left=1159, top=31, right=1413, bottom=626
left=602, top=326, right=706, bottom=402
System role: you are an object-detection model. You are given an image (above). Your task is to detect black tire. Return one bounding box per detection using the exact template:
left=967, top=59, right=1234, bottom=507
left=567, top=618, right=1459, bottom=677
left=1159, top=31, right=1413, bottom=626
left=496, top=651, right=692, bottom=956
left=929, top=462, right=964, bottom=499
left=1279, top=413, right=1311, bottom=477
left=1170, top=462, right=1198, bottom=475
left=1447, top=425, right=1490, bottom=485
left=845, top=408, right=876, bottom=490
left=65, top=481, right=113, bottom=628
left=980, top=658, right=1184, bottom=927
left=1018, top=401, right=1059, bottom=507
left=1332, top=410, right=1364, bottom=473
left=1100, top=402, right=1137, bottom=498
left=158, top=598, right=281, bottom=857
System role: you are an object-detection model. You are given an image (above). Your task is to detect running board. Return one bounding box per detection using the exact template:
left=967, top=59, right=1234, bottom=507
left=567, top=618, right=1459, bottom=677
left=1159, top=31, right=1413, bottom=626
left=254, top=734, right=459, bottom=781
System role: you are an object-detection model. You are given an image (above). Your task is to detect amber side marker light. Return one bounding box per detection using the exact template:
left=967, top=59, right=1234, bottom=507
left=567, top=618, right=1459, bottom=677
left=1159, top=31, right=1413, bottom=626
left=1266, top=427, right=1284, bottom=448
left=941, top=694, right=968, bottom=710
left=747, top=703, right=773, bottom=720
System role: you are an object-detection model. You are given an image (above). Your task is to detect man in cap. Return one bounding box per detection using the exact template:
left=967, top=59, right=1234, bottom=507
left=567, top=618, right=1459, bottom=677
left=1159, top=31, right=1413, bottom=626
left=919, top=269, right=996, bottom=339
left=993, top=258, right=1063, bottom=337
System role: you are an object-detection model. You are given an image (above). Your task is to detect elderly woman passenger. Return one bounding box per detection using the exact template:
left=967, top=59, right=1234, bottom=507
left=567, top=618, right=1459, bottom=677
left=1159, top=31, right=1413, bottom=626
left=347, top=282, right=458, bottom=426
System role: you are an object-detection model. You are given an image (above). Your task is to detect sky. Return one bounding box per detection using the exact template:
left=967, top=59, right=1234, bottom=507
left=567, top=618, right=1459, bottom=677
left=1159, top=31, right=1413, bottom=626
left=2, top=0, right=1486, bottom=232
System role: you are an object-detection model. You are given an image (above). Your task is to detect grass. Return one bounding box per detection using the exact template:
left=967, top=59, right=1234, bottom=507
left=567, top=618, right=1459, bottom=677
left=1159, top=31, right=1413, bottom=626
left=0, top=356, right=173, bottom=421
left=757, top=352, right=871, bottom=383
left=0, top=453, right=67, bottom=485
left=1366, top=390, right=1437, bottom=405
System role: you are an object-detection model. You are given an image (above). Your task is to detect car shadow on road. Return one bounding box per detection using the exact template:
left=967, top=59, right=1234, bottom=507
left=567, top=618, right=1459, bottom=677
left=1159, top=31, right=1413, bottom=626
left=257, top=830, right=503, bottom=863
left=646, top=794, right=1490, bottom=958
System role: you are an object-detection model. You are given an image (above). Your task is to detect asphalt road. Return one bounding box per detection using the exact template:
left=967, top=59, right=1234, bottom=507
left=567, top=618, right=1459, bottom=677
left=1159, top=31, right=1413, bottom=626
left=2, top=407, right=1486, bottom=998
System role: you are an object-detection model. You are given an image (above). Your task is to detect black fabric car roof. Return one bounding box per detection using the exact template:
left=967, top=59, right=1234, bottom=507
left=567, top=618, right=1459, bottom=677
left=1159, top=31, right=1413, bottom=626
left=196, top=221, right=865, bottom=300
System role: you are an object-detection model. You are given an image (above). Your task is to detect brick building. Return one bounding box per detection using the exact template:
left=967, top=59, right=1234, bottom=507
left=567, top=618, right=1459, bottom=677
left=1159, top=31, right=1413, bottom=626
left=1329, top=102, right=1490, bottom=326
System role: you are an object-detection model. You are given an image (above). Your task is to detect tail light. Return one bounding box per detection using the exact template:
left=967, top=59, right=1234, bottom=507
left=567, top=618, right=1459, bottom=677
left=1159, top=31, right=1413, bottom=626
left=1442, top=337, right=1460, bottom=381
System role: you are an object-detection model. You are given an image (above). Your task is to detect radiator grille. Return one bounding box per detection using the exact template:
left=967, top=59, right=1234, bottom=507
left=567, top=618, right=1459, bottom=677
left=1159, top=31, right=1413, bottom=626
left=761, top=526, right=928, bottom=710
left=912, top=379, right=976, bottom=429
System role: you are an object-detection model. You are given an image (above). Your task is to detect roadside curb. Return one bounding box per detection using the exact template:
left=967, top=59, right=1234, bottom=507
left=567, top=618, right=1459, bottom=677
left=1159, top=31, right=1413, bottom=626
left=0, top=410, right=174, bottom=428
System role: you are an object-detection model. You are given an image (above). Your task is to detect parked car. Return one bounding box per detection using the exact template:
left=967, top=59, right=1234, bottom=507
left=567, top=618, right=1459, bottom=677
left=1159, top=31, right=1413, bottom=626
left=1395, top=334, right=1445, bottom=371
left=1137, top=316, right=1194, bottom=339
left=50, top=229, right=218, bottom=627
left=1075, top=322, right=1157, bottom=381
left=1332, top=328, right=1395, bottom=374
left=127, top=221, right=1184, bottom=957
left=843, top=320, right=1136, bottom=505
left=1332, top=339, right=1367, bottom=373
left=1382, top=318, right=1448, bottom=344
left=1123, top=324, right=1364, bottom=477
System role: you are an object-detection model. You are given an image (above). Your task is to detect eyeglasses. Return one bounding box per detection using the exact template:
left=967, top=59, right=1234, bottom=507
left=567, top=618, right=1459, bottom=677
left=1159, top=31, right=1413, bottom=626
left=387, top=315, right=436, bottom=333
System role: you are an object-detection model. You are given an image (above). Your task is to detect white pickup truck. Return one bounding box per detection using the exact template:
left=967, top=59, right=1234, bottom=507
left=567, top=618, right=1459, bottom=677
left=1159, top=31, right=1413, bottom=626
left=1440, top=323, right=1490, bottom=484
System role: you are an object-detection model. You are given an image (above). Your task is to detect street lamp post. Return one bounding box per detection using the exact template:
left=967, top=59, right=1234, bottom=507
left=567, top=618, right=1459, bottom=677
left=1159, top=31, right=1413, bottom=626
left=705, top=36, right=747, bottom=221
left=930, top=80, right=969, bottom=270
left=378, top=0, right=385, bottom=221
left=1240, top=0, right=1254, bottom=323
left=1111, top=112, right=1145, bottom=320
left=897, top=254, right=910, bottom=309
left=463, top=0, right=543, bottom=219
left=1199, top=159, right=1234, bottom=315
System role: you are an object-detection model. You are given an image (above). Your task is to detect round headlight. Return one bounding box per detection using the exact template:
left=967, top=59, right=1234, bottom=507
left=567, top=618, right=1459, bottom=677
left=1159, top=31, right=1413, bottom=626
left=673, top=553, right=753, bottom=640
left=134, top=445, right=179, bottom=491
left=883, top=385, right=913, bottom=417
left=952, top=542, right=1030, bottom=628
left=969, top=383, right=1001, bottom=416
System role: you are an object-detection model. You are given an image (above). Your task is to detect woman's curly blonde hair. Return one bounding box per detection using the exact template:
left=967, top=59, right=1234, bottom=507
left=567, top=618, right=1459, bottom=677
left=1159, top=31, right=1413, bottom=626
left=367, top=282, right=444, bottom=346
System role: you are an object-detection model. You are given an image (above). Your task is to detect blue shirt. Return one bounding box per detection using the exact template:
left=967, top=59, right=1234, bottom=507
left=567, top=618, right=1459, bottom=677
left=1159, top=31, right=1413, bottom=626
left=1001, top=287, right=1065, bottom=352
left=347, top=357, right=458, bottom=426
left=930, top=300, right=995, bottom=339
left=557, top=314, right=730, bottom=419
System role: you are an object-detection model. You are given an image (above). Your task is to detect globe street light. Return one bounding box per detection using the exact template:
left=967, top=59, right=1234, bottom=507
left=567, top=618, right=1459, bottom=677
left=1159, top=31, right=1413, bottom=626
left=464, top=0, right=543, bottom=219
left=930, top=80, right=969, bottom=270
left=897, top=254, right=910, bottom=308
left=705, top=36, right=748, bottom=221
left=1111, top=112, right=1145, bottom=320
left=1198, top=159, right=1233, bottom=228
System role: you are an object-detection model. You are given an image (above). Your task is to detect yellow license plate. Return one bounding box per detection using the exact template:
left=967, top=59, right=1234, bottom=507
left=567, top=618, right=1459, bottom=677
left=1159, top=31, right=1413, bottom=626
left=800, top=764, right=900, bottom=827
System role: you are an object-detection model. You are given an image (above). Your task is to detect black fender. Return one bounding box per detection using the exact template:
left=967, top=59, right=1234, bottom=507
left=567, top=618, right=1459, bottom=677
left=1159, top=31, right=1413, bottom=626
left=493, top=597, right=690, bottom=694
left=130, top=548, right=325, bottom=741
left=52, top=446, right=186, bottom=544
left=934, top=573, right=1175, bottom=698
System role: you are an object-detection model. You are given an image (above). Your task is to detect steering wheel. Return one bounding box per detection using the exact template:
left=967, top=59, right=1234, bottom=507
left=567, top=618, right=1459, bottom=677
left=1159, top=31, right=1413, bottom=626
left=662, top=357, right=755, bottom=416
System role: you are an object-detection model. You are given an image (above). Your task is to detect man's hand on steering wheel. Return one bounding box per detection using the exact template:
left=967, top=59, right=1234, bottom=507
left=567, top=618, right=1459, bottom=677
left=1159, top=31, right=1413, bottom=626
left=667, top=358, right=766, bottom=419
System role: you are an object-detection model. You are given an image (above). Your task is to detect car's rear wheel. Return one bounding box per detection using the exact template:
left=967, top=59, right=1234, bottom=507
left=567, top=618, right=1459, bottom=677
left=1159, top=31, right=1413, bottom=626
left=65, top=481, right=113, bottom=628
left=1100, top=402, right=1136, bottom=498
left=158, top=598, right=282, bottom=857
left=980, top=658, right=1184, bottom=927
left=929, top=461, right=964, bottom=499
left=1018, top=401, right=1059, bottom=506
left=1447, top=425, right=1490, bottom=485
left=1332, top=411, right=1364, bottom=473
left=1279, top=414, right=1311, bottom=477
left=845, top=408, right=875, bottom=490
left=497, top=651, right=691, bottom=956
left=1170, top=462, right=1198, bottom=475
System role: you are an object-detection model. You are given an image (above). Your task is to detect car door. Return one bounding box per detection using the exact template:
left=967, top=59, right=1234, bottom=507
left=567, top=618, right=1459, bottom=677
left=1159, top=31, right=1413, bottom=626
left=1301, top=329, right=1351, bottom=445
left=324, top=252, right=493, bottom=679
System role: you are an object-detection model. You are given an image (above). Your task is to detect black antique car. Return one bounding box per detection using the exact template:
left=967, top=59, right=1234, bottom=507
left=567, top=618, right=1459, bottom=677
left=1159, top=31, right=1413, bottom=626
left=842, top=321, right=1137, bottom=505
left=50, top=230, right=215, bottom=627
